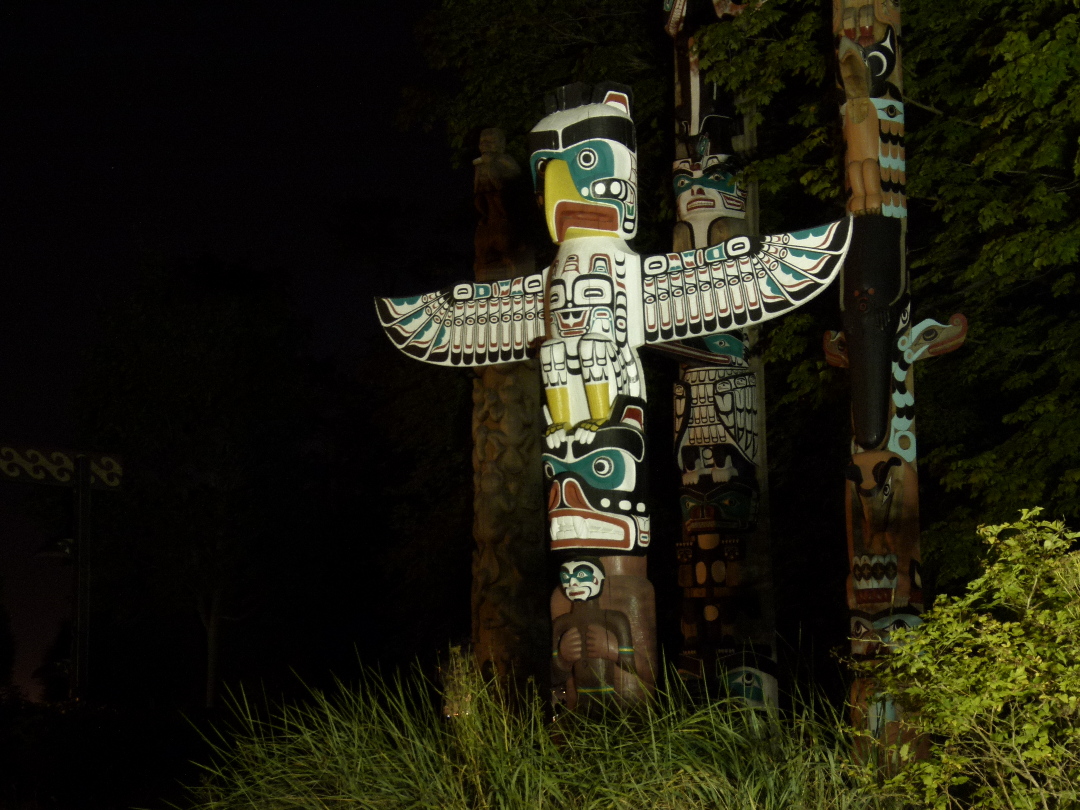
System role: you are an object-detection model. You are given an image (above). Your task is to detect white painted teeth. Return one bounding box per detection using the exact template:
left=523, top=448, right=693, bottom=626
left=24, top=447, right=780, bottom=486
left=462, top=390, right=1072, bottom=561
left=550, top=515, right=623, bottom=541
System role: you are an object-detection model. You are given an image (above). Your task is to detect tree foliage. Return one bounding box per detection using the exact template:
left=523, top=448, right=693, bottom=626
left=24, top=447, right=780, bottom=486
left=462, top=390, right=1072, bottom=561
left=697, top=0, right=1080, bottom=588
left=404, top=0, right=670, bottom=252
left=408, top=0, right=1080, bottom=601
left=864, top=510, right=1080, bottom=809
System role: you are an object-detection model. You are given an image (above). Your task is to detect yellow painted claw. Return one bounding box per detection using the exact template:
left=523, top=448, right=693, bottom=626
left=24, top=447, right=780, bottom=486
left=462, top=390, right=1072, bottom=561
left=573, top=418, right=606, bottom=434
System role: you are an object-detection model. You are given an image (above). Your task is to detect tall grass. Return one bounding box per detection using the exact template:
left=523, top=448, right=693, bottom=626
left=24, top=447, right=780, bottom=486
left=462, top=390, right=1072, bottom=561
left=185, top=655, right=890, bottom=810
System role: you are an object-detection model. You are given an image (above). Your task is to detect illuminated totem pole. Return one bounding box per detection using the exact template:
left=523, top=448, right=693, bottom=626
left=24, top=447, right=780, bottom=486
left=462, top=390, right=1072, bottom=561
left=469, top=128, right=548, bottom=682
left=378, top=84, right=852, bottom=710
left=664, top=0, right=777, bottom=706
left=828, top=0, right=966, bottom=760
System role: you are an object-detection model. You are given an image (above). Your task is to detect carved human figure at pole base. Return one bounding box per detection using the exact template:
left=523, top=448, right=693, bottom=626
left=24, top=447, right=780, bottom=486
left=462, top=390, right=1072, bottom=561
left=551, top=558, right=641, bottom=711
left=377, top=81, right=854, bottom=708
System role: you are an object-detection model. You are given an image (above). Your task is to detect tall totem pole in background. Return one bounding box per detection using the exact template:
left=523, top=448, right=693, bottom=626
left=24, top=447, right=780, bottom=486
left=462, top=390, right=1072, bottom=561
left=379, top=84, right=852, bottom=711
left=828, top=0, right=966, bottom=760
left=469, top=128, right=549, bottom=683
left=664, top=0, right=777, bottom=706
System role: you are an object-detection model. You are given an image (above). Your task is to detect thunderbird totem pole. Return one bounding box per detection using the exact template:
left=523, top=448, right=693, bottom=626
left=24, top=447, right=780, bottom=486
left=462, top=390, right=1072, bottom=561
left=378, top=82, right=852, bottom=710
left=828, top=0, right=966, bottom=762
left=664, top=0, right=777, bottom=706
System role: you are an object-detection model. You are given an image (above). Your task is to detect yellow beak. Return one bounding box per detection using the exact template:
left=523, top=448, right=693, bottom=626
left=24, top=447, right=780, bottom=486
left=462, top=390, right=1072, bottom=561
left=542, top=159, right=618, bottom=243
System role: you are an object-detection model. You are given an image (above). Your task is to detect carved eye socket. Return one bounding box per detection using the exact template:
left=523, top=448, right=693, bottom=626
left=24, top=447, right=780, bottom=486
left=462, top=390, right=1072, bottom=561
left=577, top=148, right=598, bottom=169
left=882, top=482, right=892, bottom=499
left=592, top=456, right=614, bottom=477
left=544, top=461, right=555, bottom=479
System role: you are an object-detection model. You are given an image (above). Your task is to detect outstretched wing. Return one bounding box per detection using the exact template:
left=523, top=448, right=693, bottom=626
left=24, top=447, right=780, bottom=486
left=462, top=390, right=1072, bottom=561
left=641, top=217, right=852, bottom=345
left=376, top=272, right=547, bottom=367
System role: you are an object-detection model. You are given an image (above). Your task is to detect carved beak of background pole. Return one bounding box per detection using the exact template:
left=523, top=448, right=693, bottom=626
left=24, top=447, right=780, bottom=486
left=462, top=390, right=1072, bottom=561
left=842, top=216, right=906, bottom=449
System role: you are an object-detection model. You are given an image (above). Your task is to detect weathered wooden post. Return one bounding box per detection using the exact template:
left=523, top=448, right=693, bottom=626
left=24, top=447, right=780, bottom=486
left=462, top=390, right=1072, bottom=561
left=469, top=128, right=549, bottom=684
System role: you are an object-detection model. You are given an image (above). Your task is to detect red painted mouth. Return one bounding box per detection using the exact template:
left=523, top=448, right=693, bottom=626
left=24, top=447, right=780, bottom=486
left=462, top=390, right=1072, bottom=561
left=555, top=202, right=619, bottom=241
left=548, top=479, right=633, bottom=550
left=686, top=198, right=715, bottom=210
left=555, top=308, right=589, bottom=335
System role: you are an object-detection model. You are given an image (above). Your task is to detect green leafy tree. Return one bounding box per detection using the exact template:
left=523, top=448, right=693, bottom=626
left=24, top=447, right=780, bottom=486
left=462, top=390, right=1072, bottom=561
left=403, top=0, right=670, bottom=252
left=863, top=510, right=1080, bottom=809
left=697, top=0, right=1080, bottom=590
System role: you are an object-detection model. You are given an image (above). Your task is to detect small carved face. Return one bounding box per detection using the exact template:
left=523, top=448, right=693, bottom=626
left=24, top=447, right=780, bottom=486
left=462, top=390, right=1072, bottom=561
left=560, top=560, right=605, bottom=601
left=849, top=609, right=922, bottom=656
left=725, top=666, right=777, bottom=707
left=672, top=156, right=746, bottom=224
left=546, top=257, right=619, bottom=339
left=478, top=128, right=505, bottom=156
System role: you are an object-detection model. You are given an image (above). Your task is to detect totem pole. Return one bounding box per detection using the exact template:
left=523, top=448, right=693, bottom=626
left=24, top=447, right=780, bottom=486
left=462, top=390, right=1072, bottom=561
left=664, top=0, right=777, bottom=706
left=378, top=82, right=852, bottom=710
left=829, top=0, right=966, bottom=762
left=469, top=128, right=548, bottom=683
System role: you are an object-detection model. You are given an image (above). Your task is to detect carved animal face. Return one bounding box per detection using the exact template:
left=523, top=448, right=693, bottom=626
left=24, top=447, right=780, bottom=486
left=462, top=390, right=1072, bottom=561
left=846, top=450, right=922, bottom=610
left=543, top=401, right=649, bottom=552
left=528, top=90, right=637, bottom=243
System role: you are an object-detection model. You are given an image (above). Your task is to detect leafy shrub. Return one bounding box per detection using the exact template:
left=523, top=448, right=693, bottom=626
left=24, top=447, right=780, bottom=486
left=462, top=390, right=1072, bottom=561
left=866, top=509, right=1080, bottom=809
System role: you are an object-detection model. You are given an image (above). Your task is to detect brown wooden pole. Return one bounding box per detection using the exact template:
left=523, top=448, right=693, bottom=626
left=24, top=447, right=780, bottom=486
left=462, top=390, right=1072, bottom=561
left=469, top=129, right=548, bottom=686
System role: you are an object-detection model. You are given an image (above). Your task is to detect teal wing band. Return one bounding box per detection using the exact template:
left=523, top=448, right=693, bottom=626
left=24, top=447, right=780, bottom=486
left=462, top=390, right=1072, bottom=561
left=376, top=271, right=548, bottom=367
left=641, top=217, right=852, bottom=345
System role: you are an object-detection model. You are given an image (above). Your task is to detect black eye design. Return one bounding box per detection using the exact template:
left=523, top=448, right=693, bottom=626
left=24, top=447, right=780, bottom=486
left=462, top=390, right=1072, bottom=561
left=577, top=149, right=598, bottom=169
left=544, top=461, right=555, bottom=478
left=592, top=456, right=614, bottom=477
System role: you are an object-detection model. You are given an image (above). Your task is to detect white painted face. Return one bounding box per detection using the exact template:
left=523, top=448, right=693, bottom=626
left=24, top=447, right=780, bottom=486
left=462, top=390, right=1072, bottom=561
left=672, top=155, right=746, bottom=225
left=559, top=560, right=605, bottom=601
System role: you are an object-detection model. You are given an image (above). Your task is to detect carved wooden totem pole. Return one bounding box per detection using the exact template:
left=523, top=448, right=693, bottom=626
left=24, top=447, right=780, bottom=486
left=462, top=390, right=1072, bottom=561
left=664, top=0, right=777, bottom=706
left=378, top=83, right=852, bottom=710
left=469, top=128, right=548, bottom=683
left=828, top=0, right=966, bottom=763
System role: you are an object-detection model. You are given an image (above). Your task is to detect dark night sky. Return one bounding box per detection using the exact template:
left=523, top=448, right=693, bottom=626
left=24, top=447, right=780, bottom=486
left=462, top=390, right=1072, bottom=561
left=2, top=2, right=476, bottom=699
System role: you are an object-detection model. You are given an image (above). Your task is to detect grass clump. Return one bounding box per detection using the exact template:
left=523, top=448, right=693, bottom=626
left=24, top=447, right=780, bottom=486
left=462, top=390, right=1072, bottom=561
left=186, top=653, right=888, bottom=810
